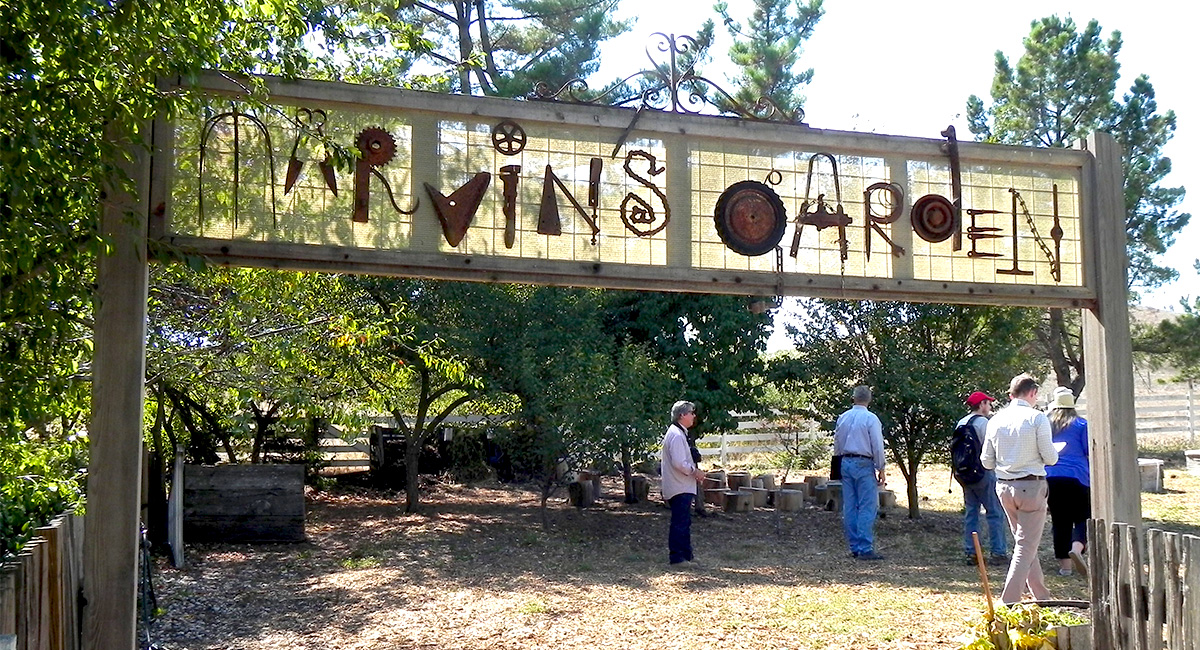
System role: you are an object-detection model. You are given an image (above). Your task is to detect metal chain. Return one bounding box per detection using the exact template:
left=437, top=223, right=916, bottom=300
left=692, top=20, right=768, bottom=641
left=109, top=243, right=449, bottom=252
left=1010, top=189, right=1060, bottom=281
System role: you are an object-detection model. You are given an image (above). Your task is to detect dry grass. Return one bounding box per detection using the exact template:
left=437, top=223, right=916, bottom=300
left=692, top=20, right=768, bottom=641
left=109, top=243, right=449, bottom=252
left=148, top=464, right=1199, bottom=650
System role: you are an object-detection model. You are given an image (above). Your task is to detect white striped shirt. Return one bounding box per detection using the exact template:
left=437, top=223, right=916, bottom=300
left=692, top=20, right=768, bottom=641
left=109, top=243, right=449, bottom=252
left=981, top=398, right=1058, bottom=479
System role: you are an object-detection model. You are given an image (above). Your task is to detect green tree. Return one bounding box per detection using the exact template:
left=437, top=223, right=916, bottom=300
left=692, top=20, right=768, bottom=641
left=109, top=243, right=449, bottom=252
left=714, top=0, right=823, bottom=117
left=1134, top=262, right=1200, bottom=384
left=389, top=0, right=630, bottom=96
left=770, top=300, right=1039, bottom=518
left=603, top=292, right=771, bottom=437
left=335, top=277, right=481, bottom=512
left=965, top=16, right=1190, bottom=394
left=147, top=266, right=354, bottom=464
left=0, top=0, right=422, bottom=553
left=409, top=281, right=621, bottom=526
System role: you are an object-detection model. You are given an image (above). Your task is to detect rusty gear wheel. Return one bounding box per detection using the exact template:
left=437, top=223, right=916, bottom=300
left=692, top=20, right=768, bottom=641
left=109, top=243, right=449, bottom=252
left=910, top=194, right=956, bottom=243
left=356, top=127, right=397, bottom=166
left=714, top=180, right=788, bottom=256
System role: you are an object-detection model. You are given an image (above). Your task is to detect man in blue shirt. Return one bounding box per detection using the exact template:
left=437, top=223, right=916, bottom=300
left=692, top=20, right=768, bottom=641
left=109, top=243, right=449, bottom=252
left=833, top=385, right=887, bottom=561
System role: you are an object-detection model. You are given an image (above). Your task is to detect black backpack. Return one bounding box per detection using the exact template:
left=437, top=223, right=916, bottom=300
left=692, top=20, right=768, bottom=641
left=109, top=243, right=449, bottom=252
left=950, top=415, right=987, bottom=485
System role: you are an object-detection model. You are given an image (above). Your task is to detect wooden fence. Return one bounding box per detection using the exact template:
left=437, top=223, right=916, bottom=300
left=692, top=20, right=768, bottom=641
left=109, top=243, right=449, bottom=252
left=1088, top=519, right=1200, bottom=650
left=0, top=513, right=83, bottom=650
left=317, top=415, right=818, bottom=472
left=1078, top=390, right=1197, bottom=444
left=318, top=389, right=1198, bottom=474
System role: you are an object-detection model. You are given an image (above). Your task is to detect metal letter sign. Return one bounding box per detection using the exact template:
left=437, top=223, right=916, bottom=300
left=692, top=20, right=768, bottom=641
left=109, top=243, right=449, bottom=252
left=154, top=71, right=1097, bottom=309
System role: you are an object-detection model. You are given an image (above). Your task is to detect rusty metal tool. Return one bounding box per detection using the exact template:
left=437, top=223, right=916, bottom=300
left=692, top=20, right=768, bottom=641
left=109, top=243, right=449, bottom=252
left=863, top=181, right=905, bottom=260
left=941, top=125, right=964, bottom=251
left=500, top=165, right=521, bottom=248
left=425, top=172, right=492, bottom=247
left=352, top=127, right=397, bottom=223
left=793, top=153, right=850, bottom=260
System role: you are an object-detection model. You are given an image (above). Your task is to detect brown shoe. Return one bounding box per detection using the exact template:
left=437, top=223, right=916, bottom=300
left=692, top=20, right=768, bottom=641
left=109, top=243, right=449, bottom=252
left=1069, top=550, right=1088, bottom=578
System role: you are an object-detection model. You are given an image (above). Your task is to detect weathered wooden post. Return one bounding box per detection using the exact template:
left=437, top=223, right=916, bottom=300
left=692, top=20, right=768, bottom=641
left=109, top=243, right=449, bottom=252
left=1081, top=133, right=1140, bottom=527
left=83, top=123, right=150, bottom=650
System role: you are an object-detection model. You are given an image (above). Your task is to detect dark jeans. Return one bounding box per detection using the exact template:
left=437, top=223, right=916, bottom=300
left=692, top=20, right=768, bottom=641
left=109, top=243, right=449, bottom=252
left=668, top=493, right=695, bottom=564
left=1046, top=476, right=1090, bottom=559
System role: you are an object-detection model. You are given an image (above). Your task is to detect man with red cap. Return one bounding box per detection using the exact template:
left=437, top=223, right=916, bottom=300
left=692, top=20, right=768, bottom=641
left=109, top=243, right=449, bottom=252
left=956, top=390, right=1008, bottom=563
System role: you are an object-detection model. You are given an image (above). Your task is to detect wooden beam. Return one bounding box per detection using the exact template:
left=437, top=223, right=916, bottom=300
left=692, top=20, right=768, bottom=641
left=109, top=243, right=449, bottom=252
left=184, top=72, right=1092, bottom=170
left=83, top=122, right=150, bottom=650
left=163, top=235, right=1096, bottom=309
left=1081, top=132, right=1140, bottom=526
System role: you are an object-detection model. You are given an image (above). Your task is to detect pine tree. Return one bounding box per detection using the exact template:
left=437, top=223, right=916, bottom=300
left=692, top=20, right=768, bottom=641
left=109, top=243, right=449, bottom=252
left=965, top=16, right=1191, bottom=393
left=715, top=0, right=824, bottom=117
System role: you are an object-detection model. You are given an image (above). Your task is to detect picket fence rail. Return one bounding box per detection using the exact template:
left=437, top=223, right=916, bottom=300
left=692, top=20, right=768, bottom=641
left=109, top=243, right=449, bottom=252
left=1088, top=518, right=1200, bottom=650
left=0, top=513, right=83, bottom=650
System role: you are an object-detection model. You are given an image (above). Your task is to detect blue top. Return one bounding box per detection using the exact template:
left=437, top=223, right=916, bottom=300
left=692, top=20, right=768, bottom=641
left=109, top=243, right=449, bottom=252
left=1045, top=417, right=1090, bottom=487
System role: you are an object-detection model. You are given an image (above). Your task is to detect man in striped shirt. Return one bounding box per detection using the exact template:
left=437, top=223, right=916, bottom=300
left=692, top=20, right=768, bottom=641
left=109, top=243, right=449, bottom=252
left=981, top=374, right=1059, bottom=604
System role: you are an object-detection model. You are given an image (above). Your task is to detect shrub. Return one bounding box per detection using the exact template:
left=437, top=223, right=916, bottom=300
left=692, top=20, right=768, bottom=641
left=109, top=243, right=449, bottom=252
left=1, top=435, right=87, bottom=559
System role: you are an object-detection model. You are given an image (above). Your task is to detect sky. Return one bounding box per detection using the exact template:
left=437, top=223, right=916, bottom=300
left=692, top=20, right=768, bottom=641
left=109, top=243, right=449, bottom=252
left=595, top=0, right=1200, bottom=350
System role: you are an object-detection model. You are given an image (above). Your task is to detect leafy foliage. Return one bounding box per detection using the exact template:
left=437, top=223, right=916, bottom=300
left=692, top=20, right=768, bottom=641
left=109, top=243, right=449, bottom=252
left=1133, top=266, right=1200, bottom=383
left=957, top=603, right=1087, bottom=650
left=1, top=435, right=87, bottom=559
left=770, top=300, right=1040, bottom=517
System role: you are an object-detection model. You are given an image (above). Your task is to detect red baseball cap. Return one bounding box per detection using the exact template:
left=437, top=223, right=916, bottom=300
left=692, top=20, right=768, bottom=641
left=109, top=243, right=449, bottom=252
left=966, top=391, right=996, bottom=407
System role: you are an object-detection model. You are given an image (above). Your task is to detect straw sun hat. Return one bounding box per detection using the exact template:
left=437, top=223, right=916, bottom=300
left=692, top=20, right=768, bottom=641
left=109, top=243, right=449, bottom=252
left=1048, top=386, right=1076, bottom=410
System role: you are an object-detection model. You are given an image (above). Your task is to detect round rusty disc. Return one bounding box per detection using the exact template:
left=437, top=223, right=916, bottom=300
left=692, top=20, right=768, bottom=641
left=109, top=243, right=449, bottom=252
left=910, top=194, right=956, bottom=243
left=356, top=126, right=397, bottom=166
left=714, top=180, right=787, bottom=256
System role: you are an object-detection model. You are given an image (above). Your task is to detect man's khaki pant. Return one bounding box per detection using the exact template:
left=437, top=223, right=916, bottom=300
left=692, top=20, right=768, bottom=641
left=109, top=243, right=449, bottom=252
left=996, top=479, right=1051, bottom=604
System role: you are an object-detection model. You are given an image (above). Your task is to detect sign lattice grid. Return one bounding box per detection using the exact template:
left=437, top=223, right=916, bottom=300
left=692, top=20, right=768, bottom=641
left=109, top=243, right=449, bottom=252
left=157, top=74, right=1094, bottom=305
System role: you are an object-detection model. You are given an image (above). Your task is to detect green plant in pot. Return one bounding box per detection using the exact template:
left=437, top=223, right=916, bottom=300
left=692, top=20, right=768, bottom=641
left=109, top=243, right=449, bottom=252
left=957, top=603, right=1088, bottom=650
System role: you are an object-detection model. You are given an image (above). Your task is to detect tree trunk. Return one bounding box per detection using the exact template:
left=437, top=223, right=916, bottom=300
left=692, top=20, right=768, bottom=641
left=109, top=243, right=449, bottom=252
left=540, top=478, right=552, bottom=530
left=1045, top=308, right=1086, bottom=395
left=146, top=390, right=168, bottom=546
left=454, top=0, right=473, bottom=94
left=905, top=458, right=920, bottom=519
left=404, top=430, right=421, bottom=512
left=621, top=446, right=635, bottom=503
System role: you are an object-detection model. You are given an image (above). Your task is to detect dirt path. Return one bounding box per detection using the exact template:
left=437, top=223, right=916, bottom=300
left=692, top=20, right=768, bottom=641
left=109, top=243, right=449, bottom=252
left=149, top=475, right=1092, bottom=649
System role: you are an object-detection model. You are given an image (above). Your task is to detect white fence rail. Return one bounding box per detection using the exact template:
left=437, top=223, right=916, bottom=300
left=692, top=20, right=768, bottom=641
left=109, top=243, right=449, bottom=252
left=1078, top=388, right=1197, bottom=445
left=316, top=388, right=1198, bottom=473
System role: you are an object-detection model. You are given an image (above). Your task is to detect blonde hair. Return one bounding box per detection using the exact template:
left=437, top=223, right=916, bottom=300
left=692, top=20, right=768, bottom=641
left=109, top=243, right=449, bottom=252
left=1049, top=408, right=1078, bottom=434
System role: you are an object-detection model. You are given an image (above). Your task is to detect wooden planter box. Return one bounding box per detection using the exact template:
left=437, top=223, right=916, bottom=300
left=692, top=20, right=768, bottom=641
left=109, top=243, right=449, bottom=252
left=183, top=464, right=306, bottom=543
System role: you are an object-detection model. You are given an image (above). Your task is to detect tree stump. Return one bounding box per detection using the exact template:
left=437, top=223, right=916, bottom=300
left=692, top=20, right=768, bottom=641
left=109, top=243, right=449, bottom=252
left=754, top=473, right=776, bottom=490
left=724, top=490, right=752, bottom=513
left=631, top=475, right=650, bottom=502
left=705, top=470, right=726, bottom=488
left=813, top=485, right=827, bottom=507
left=704, top=488, right=727, bottom=508
left=776, top=489, right=804, bottom=511
left=747, top=487, right=769, bottom=507
left=568, top=480, right=594, bottom=507
left=824, top=480, right=843, bottom=511
left=878, top=489, right=897, bottom=509
left=781, top=481, right=810, bottom=499
left=702, top=477, right=725, bottom=504
left=727, top=472, right=752, bottom=491
left=803, top=476, right=827, bottom=495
